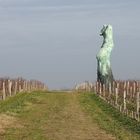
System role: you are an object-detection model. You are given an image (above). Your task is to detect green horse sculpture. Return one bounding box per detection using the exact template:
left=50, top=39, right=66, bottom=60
left=96, top=24, right=114, bottom=87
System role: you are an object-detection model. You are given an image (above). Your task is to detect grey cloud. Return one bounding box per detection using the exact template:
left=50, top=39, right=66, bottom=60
left=0, top=0, right=140, bottom=89
left=0, top=0, right=138, bottom=7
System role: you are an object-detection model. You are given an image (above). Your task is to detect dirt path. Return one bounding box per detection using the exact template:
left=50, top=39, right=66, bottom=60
left=0, top=92, right=116, bottom=140
left=45, top=93, right=115, bottom=140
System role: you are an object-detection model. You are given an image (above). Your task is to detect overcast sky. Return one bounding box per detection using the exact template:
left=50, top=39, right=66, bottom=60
left=0, top=0, right=140, bottom=89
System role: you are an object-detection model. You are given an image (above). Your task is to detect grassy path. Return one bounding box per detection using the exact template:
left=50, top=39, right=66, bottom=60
left=0, top=91, right=140, bottom=140
left=0, top=92, right=115, bottom=140
left=44, top=93, right=115, bottom=140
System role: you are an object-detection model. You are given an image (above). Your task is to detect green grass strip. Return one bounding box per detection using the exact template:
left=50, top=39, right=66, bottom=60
left=79, top=93, right=140, bottom=140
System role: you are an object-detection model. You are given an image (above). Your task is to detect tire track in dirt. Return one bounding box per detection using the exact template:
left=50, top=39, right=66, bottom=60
left=45, top=93, right=116, bottom=140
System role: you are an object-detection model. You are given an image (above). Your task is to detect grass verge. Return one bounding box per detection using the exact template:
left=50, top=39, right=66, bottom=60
left=0, top=92, right=42, bottom=114
left=0, top=92, right=68, bottom=140
left=79, top=93, right=140, bottom=140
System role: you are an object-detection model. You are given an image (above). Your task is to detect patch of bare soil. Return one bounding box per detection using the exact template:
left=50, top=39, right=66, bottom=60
left=45, top=93, right=116, bottom=140
left=0, top=114, right=18, bottom=135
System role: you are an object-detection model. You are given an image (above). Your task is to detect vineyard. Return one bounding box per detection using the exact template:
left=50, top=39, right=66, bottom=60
left=0, top=77, right=47, bottom=100
left=75, top=80, right=140, bottom=121
left=0, top=80, right=140, bottom=139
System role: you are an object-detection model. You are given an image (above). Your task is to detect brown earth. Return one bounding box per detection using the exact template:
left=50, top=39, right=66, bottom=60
left=45, top=93, right=116, bottom=140
left=0, top=114, right=17, bottom=134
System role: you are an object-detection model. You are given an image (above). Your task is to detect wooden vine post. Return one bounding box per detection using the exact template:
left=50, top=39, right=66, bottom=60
left=8, top=80, right=12, bottom=96
left=115, top=83, right=119, bottom=107
left=123, top=82, right=126, bottom=112
left=2, top=82, right=6, bottom=100
left=136, top=82, right=140, bottom=121
left=14, top=81, right=17, bottom=95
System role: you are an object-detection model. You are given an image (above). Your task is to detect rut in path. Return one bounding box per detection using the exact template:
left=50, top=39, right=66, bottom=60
left=45, top=93, right=115, bottom=140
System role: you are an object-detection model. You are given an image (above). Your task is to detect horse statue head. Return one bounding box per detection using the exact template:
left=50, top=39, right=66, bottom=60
left=100, top=25, right=113, bottom=43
